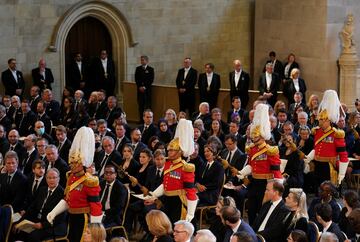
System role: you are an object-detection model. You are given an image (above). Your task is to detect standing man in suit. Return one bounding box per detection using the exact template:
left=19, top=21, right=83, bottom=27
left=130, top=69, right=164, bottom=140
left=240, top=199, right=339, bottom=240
left=45, top=145, right=69, bottom=188
left=135, top=55, right=155, bottom=122
left=20, top=168, right=67, bottom=242
left=55, top=125, right=72, bottom=164
left=100, top=164, right=127, bottom=227
left=176, top=57, right=198, bottom=115
left=221, top=206, right=257, bottom=242
left=258, top=63, right=281, bottom=107
left=67, top=52, right=87, bottom=93
left=264, top=51, right=284, bottom=80
left=93, top=50, right=116, bottom=95
left=0, top=151, right=27, bottom=212
left=229, top=60, right=250, bottom=109
left=1, top=58, right=25, bottom=97
left=32, top=58, right=54, bottom=91
left=198, top=63, right=221, bottom=110
left=252, top=180, right=291, bottom=242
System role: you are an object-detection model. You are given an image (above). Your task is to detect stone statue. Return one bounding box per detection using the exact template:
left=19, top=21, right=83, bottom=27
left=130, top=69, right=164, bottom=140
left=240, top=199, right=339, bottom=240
left=340, top=14, right=356, bottom=53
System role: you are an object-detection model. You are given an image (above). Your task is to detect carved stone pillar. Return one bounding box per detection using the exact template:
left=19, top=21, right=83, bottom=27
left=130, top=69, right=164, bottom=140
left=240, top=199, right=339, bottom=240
left=338, top=14, right=359, bottom=109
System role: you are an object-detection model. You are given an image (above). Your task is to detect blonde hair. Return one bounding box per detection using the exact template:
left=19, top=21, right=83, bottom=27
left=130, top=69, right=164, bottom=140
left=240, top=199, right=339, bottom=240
left=87, top=223, right=106, bottom=242
left=289, top=188, right=309, bottom=220
left=307, top=94, right=319, bottom=111
left=290, top=68, right=300, bottom=79
left=145, top=210, right=173, bottom=237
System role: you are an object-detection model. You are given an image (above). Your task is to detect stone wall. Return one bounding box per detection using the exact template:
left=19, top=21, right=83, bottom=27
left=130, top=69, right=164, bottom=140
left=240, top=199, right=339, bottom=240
left=0, top=0, right=255, bottom=102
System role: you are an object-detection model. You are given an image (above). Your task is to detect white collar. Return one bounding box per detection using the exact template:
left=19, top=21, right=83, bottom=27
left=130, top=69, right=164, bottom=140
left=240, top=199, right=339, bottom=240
left=271, top=198, right=282, bottom=207
left=48, top=185, right=58, bottom=193
left=232, top=219, right=242, bottom=233
left=323, top=221, right=332, bottom=232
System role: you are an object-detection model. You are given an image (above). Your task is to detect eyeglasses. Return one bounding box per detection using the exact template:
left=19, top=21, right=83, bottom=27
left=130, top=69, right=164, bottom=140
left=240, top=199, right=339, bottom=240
left=174, top=230, right=187, bottom=234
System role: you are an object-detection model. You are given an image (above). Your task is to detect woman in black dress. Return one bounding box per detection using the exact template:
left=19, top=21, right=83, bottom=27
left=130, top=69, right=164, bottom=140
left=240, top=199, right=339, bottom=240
left=119, top=144, right=140, bottom=185
left=339, top=190, right=360, bottom=239
left=128, top=148, right=153, bottom=194
left=285, top=188, right=309, bottom=236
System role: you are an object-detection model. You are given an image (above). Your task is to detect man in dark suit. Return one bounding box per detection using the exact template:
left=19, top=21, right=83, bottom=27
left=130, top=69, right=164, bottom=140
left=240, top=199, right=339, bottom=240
left=42, top=89, right=61, bottom=125
left=32, top=58, right=54, bottom=91
left=258, top=63, right=281, bottom=107
left=138, top=109, right=158, bottom=145
left=21, top=168, right=67, bottom=242
left=221, top=206, right=257, bottom=242
left=198, top=63, right=221, bottom=110
left=29, top=86, right=42, bottom=113
left=229, top=60, right=250, bottom=109
left=45, top=145, right=69, bottom=188
left=288, top=92, right=306, bottom=116
left=191, top=102, right=212, bottom=126
left=227, top=96, right=245, bottom=124
left=130, top=128, right=147, bottom=162
left=176, top=57, right=198, bottom=115
left=34, top=120, right=54, bottom=144
left=92, top=50, right=116, bottom=95
left=8, top=95, right=22, bottom=125
left=316, top=203, right=347, bottom=242
left=21, top=134, right=39, bottom=176
left=114, top=123, right=131, bottom=153
left=23, top=160, right=47, bottom=209
left=16, top=100, right=37, bottom=136
left=95, top=136, right=122, bottom=177
left=1, top=58, right=25, bottom=97
left=0, top=104, right=12, bottom=133
left=104, top=96, right=123, bottom=129
left=7, top=129, right=27, bottom=163
left=196, top=144, right=225, bottom=206
left=135, top=55, right=155, bottom=121
left=206, top=108, right=229, bottom=134
left=36, top=138, right=49, bottom=163
left=95, top=89, right=108, bottom=120
left=100, top=165, right=127, bottom=227
left=0, top=151, right=27, bottom=212
left=263, top=51, right=284, bottom=80
left=55, top=125, right=72, bottom=164
left=96, top=119, right=115, bottom=140
left=36, top=100, right=52, bottom=135
left=252, top=180, right=292, bottom=242
left=66, top=52, right=87, bottom=93
left=74, top=89, right=88, bottom=112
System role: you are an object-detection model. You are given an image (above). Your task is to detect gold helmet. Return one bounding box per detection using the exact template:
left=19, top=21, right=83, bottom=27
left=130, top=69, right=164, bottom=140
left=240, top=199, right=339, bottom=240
left=167, top=137, right=181, bottom=151
left=317, top=109, right=329, bottom=121
left=68, top=127, right=95, bottom=168
left=250, top=125, right=261, bottom=139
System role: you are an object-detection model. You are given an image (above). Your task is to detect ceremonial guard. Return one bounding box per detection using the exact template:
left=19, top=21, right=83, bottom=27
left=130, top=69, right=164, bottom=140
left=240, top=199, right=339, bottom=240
left=47, top=127, right=102, bottom=242
left=236, top=103, right=282, bottom=225
left=304, top=90, right=348, bottom=186
left=149, top=119, right=198, bottom=224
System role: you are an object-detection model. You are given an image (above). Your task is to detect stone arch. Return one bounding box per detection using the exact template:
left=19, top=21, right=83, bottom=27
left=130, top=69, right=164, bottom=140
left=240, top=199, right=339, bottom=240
left=49, top=0, right=137, bottom=101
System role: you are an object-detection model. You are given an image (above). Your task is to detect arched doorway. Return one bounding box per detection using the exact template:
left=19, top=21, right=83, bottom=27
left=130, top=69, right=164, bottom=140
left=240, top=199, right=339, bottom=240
left=64, top=16, right=113, bottom=93
left=48, top=0, right=137, bottom=104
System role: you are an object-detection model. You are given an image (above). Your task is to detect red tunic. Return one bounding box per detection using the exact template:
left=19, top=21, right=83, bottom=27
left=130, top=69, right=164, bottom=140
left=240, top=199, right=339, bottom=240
left=313, top=126, right=348, bottom=166
left=65, top=172, right=102, bottom=216
left=247, top=142, right=282, bottom=179
left=162, top=158, right=197, bottom=200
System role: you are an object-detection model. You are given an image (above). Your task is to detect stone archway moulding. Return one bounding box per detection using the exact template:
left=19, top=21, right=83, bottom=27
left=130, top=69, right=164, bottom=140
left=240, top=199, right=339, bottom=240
left=49, top=0, right=137, bottom=101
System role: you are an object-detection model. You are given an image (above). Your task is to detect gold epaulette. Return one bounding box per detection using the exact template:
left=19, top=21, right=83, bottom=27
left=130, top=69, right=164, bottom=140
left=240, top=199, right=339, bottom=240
left=333, top=127, right=345, bottom=138
left=66, top=171, right=71, bottom=179
left=245, top=143, right=255, bottom=153
left=311, top=126, right=320, bottom=135
left=83, top=173, right=99, bottom=187
left=182, top=160, right=195, bottom=172
left=266, top=145, right=279, bottom=156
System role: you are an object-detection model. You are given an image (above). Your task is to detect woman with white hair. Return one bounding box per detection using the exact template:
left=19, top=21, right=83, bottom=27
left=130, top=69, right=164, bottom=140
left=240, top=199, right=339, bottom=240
left=283, top=67, right=307, bottom=105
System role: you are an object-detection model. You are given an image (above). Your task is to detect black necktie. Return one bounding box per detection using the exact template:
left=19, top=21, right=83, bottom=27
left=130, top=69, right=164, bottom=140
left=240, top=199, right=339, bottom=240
left=156, top=169, right=161, bottom=180
left=101, top=154, right=109, bottom=168
left=202, top=163, right=210, bottom=178
left=33, top=179, right=39, bottom=195
left=10, top=146, right=14, bottom=151
left=101, top=184, right=110, bottom=210
left=142, top=125, right=148, bottom=134
left=7, top=175, right=11, bottom=185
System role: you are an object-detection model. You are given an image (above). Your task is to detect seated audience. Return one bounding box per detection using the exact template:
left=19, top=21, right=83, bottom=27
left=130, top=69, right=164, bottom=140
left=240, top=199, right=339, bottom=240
left=339, top=190, right=360, bottom=238
left=315, top=203, right=346, bottom=242
left=164, top=108, right=177, bottom=134
left=23, top=160, right=47, bottom=209
left=54, top=125, right=72, bottom=163
left=173, top=220, right=194, bottom=242
left=21, top=134, right=39, bottom=176
left=348, top=208, right=360, bottom=242
left=114, top=123, right=131, bottom=153
left=195, top=144, right=225, bottom=206
left=252, top=179, right=291, bottom=242
left=285, top=188, right=308, bottom=235
left=94, top=136, right=122, bottom=177
left=83, top=223, right=107, bottom=242
left=128, top=148, right=153, bottom=194
left=221, top=206, right=257, bottom=242
left=194, top=229, right=216, bottom=242
left=0, top=151, right=27, bottom=212
left=227, top=96, right=245, bottom=124
left=138, top=109, right=158, bottom=145
left=130, top=128, right=147, bottom=161
left=157, top=119, right=173, bottom=145
left=118, top=144, right=140, bottom=184
left=45, top=144, right=69, bottom=188
left=100, top=164, right=127, bottom=228
left=319, top=232, right=340, bottom=242
left=287, top=230, right=308, bottom=242
left=145, top=209, right=173, bottom=242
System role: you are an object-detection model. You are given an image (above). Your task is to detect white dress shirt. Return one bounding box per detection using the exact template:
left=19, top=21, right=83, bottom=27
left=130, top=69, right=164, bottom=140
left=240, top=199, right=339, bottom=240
left=207, top=72, right=213, bottom=87
left=234, top=70, right=242, bottom=87
left=265, top=72, right=272, bottom=90
left=184, top=67, right=190, bottom=79
left=76, top=61, right=82, bottom=72
left=10, top=69, right=18, bottom=83
left=101, top=180, right=115, bottom=210
left=101, top=58, right=107, bottom=72
left=293, top=78, right=300, bottom=92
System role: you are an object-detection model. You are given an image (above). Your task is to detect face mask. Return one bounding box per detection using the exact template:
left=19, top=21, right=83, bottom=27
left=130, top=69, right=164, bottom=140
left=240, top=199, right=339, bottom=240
left=36, top=127, right=45, bottom=135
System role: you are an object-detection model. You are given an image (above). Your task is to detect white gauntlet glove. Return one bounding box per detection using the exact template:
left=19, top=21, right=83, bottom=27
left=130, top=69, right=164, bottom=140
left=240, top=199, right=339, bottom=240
left=186, top=199, right=198, bottom=222
left=338, top=162, right=349, bottom=185
left=47, top=199, right=68, bottom=225
left=304, top=150, right=315, bottom=164
left=236, top=165, right=252, bottom=180
left=149, top=184, right=164, bottom=198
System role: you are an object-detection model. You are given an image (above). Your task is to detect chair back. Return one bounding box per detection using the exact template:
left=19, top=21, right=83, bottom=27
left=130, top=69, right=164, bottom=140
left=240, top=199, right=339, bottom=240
left=350, top=174, right=360, bottom=192
left=256, top=233, right=266, bottom=242
left=307, top=221, right=320, bottom=242
left=121, top=186, right=131, bottom=226
left=0, top=204, right=13, bottom=242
